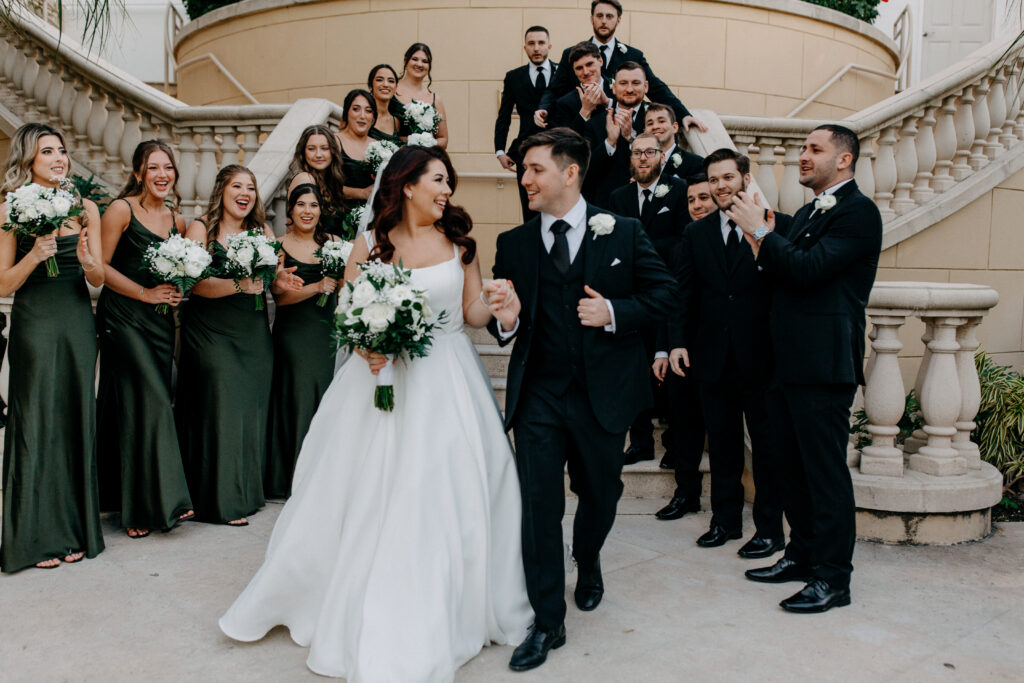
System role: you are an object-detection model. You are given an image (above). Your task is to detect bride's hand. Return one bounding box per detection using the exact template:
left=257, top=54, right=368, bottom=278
left=355, top=348, right=388, bottom=374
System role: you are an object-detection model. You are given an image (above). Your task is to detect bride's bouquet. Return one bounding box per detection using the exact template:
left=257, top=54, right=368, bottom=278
left=142, top=233, right=213, bottom=313
left=314, top=239, right=353, bottom=307
left=366, top=140, right=400, bottom=173
left=2, top=180, right=82, bottom=277
left=215, top=229, right=281, bottom=311
left=333, top=259, right=444, bottom=411
left=403, top=100, right=443, bottom=136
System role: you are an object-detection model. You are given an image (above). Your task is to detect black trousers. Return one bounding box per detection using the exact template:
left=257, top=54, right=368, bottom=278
left=772, top=382, right=857, bottom=589
left=699, top=379, right=783, bottom=537
left=511, top=150, right=538, bottom=223
left=512, top=380, right=626, bottom=631
left=663, top=371, right=705, bottom=500
left=627, top=328, right=661, bottom=449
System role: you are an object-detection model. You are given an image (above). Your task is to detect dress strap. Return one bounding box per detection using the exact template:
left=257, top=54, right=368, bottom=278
left=363, top=231, right=375, bottom=251
left=452, top=242, right=459, bottom=260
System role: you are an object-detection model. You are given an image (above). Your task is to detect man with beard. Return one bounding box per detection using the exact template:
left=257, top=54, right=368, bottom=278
left=534, top=1, right=704, bottom=134
left=495, top=26, right=559, bottom=221
left=730, top=125, right=882, bottom=613
left=645, top=103, right=704, bottom=181
left=667, top=148, right=786, bottom=558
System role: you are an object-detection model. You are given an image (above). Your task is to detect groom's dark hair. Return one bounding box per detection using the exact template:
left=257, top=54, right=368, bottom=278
left=520, top=128, right=591, bottom=184
left=813, top=124, right=860, bottom=167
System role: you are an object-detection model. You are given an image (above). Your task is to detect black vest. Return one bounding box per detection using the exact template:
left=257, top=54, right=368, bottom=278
left=526, top=236, right=586, bottom=393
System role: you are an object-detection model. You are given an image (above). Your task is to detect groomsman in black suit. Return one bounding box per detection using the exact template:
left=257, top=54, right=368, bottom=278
left=730, top=125, right=882, bottom=613
left=607, top=133, right=687, bottom=464
left=495, top=26, right=558, bottom=221
left=551, top=42, right=608, bottom=131
left=485, top=128, right=675, bottom=671
left=534, top=0, right=706, bottom=135
left=666, top=148, right=785, bottom=557
left=644, top=103, right=704, bottom=180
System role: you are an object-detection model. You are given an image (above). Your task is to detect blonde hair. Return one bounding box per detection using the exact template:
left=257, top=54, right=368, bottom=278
left=201, top=164, right=266, bottom=244
left=1, top=123, right=71, bottom=195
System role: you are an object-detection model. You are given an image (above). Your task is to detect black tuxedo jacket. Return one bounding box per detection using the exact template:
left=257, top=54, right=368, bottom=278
left=580, top=102, right=648, bottom=207
left=607, top=174, right=689, bottom=260
left=666, top=210, right=789, bottom=385
left=539, top=39, right=690, bottom=123
left=662, top=145, right=704, bottom=180
left=494, top=61, right=558, bottom=159
left=756, top=180, right=882, bottom=386
left=488, top=203, right=677, bottom=433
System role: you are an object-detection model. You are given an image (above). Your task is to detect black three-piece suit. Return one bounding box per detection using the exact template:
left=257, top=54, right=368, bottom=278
left=489, top=201, right=676, bottom=630
left=577, top=102, right=648, bottom=208
left=668, top=209, right=786, bottom=538
left=755, top=179, right=882, bottom=589
left=494, top=60, right=558, bottom=220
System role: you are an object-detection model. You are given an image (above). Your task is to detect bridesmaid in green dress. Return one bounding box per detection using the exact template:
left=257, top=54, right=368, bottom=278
left=368, top=64, right=405, bottom=144
left=264, top=184, right=341, bottom=499
left=396, top=43, right=449, bottom=149
left=336, top=89, right=377, bottom=221
left=287, top=125, right=347, bottom=238
left=96, top=140, right=194, bottom=539
left=0, top=123, right=105, bottom=571
left=176, top=164, right=301, bottom=526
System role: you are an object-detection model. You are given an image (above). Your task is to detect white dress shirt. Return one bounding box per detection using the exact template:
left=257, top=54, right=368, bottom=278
left=591, top=36, right=618, bottom=68
left=637, top=179, right=660, bottom=215
left=498, top=196, right=617, bottom=337
left=720, top=211, right=742, bottom=245
left=602, top=104, right=641, bottom=155
left=807, top=178, right=854, bottom=220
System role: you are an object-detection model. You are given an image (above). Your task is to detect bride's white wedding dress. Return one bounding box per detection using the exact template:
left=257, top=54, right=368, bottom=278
left=220, top=236, right=533, bottom=681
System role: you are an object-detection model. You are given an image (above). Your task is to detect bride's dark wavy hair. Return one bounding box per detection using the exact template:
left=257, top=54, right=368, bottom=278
left=370, top=145, right=475, bottom=265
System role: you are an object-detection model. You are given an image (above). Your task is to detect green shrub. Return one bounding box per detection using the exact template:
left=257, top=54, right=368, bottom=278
left=183, top=0, right=238, bottom=20
left=974, top=351, right=1024, bottom=492
left=71, top=173, right=111, bottom=214
left=850, top=389, right=923, bottom=450
left=802, top=0, right=883, bottom=23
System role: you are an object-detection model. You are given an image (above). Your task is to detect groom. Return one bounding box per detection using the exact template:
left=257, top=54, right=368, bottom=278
left=486, top=128, right=675, bottom=671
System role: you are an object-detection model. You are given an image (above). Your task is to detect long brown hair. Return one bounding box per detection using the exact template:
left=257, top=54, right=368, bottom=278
left=287, top=183, right=328, bottom=247
left=201, top=164, right=266, bottom=244
left=287, top=124, right=347, bottom=213
left=370, top=145, right=474, bottom=265
left=118, top=140, right=181, bottom=210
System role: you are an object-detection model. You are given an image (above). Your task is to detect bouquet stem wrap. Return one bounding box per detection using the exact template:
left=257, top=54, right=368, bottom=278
left=43, top=255, right=59, bottom=278
left=374, top=355, right=396, bottom=411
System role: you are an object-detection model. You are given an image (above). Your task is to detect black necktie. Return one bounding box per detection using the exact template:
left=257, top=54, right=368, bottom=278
left=549, top=219, right=571, bottom=274
left=535, top=67, right=546, bottom=93
left=726, top=220, right=741, bottom=266
left=600, top=45, right=610, bottom=73
left=640, top=189, right=652, bottom=222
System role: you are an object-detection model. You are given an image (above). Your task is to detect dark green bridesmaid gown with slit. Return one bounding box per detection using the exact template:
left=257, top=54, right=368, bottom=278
left=1, top=235, right=103, bottom=572
left=175, top=247, right=272, bottom=523
left=96, top=207, right=192, bottom=531
left=264, top=251, right=337, bottom=498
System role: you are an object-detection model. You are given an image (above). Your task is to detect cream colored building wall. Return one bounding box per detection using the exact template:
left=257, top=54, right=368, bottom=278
left=877, top=167, right=1024, bottom=378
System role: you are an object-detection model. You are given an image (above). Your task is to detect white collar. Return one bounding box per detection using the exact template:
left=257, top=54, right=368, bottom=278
left=540, top=195, right=587, bottom=233
left=532, top=60, right=550, bottom=75
left=637, top=178, right=660, bottom=199
left=591, top=36, right=617, bottom=51
left=814, top=178, right=853, bottom=200
left=719, top=211, right=739, bottom=231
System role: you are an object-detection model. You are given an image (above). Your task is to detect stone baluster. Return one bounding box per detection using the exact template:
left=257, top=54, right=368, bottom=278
left=777, top=138, right=803, bottom=215
left=733, top=135, right=755, bottom=160
left=872, top=125, right=899, bottom=221
left=70, top=78, right=93, bottom=161
left=911, top=104, right=938, bottom=204
left=120, top=106, right=142, bottom=170
left=892, top=114, right=919, bottom=215
left=931, top=95, right=958, bottom=193
left=953, top=316, right=984, bottom=470
left=1000, top=65, right=1021, bottom=148
left=86, top=89, right=109, bottom=170
left=102, top=96, right=127, bottom=181
left=194, top=127, right=219, bottom=210
left=859, top=311, right=909, bottom=476
left=952, top=87, right=976, bottom=180
left=1, top=39, right=21, bottom=110
left=985, top=69, right=1007, bottom=160
left=1012, top=59, right=1024, bottom=140
left=908, top=315, right=968, bottom=476
left=854, top=132, right=876, bottom=202
left=754, top=137, right=780, bottom=208
left=269, top=193, right=287, bottom=236
left=57, top=71, right=78, bottom=130
left=18, top=47, right=41, bottom=120
left=969, top=81, right=991, bottom=170
left=216, top=126, right=242, bottom=166
left=31, top=48, right=52, bottom=124
left=903, top=319, right=935, bottom=454
left=175, top=128, right=199, bottom=216
left=239, top=126, right=260, bottom=165
left=44, top=60, right=65, bottom=126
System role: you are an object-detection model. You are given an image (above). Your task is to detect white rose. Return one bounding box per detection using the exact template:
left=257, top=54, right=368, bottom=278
left=618, top=42, right=627, bottom=54
left=388, top=284, right=414, bottom=307
left=154, top=256, right=174, bottom=275
left=351, top=280, right=377, bottom=308
left=51, top=196, right=71, bottom=215
left=815, top=194, right=838, bottom=212
left=256, top=243, right=277, bottom=266
left=234, top=245, right=255, bottom=266
left=335, top=284, right=352, bottom=313
left=21, top=206, right=38, bottom=220
left=407, top=133, right=437, bottom=148
left=183, top=259, right=206, bottom=278
left=671, top=153, right=682, bottom=167
left=588, top=213, right=616, bottom=237
left=654, top=184, right=669, bottom=199
left=359, top=302, right=395, bottom=333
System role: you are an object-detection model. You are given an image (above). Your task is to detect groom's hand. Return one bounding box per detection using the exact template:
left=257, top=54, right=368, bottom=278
left=486, top=279, right=520, bottom=331
left=578, top=285, right=611, bottom=327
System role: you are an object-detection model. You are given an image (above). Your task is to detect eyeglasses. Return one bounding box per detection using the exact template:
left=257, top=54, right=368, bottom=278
left=630, top=148, right=663, bottom=159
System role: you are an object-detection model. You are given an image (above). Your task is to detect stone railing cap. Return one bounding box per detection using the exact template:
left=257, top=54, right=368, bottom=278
left=867, top=281, right=1000, bottom=312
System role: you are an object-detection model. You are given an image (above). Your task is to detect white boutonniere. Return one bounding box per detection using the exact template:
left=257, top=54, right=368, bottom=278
left=617, top=42, right=627, bottom=54
left=588, top=213, right=616, bottom=239
left=814, top=194, right=838, bottom=213
left=654, top=184, right=669, bottom=199
left=671, top=152, right=682, bottom=167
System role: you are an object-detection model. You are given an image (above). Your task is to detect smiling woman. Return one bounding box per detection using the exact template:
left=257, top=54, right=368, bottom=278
left=395, top=42, right=449, bottom=149
left=335, top=89, right=378, bottom=222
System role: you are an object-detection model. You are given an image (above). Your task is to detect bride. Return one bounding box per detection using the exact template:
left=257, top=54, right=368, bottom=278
left=219, top=145, right=533, bottom=681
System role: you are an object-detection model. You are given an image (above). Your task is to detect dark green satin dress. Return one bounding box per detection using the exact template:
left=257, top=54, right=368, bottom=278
left=370, top=99, right=407, bottom=143
left=1, top=235, right=103, bottom=572
left=175, top=247, right=272, bottom=523
left=264, top=251, right=337, bottom=498
left=96, top=210, right=192, bottom=530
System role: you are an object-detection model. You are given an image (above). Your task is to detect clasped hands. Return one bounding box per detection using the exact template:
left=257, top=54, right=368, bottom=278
left=483, top=279, right=612, bottom=330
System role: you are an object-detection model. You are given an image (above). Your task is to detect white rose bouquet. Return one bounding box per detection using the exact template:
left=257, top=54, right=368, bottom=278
left=406, top=132, right=438, bottom=148
left=333, top=259, right=445, bottom=411
left=142, top=233, right=213, bottom=314
left=314, top=239, right=353, bottom=307
left=366, top=140, right=400, bottom=173
left=402, top=100, right=443, bottom=136
left=3, top=180, right=83, bottom=277
left=216, top=229, right=282, bottom=311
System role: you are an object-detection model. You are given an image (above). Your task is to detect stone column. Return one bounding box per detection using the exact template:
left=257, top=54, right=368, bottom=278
left=908, top=316, right=968, bottom=476
left=953, top=316, right=984, bottom=470
left=860, top=312, right=909, bottom=476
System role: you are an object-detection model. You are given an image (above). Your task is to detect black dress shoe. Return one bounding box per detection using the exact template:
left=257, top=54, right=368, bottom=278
left=508, top=623, right=566, bottom=672
left=696, top=524, right=742, bottom=547
left=574, top=558, right=604, bottom=611
left=623, top=443, right=655, bottom=465
left=780, top=579, right=851, bottom=613
left=655, top=496, right=700, bottom=520
left=737, top=535, right=786, bottom=559
left=658, top=454, right=674, bottom=469
left=744, top=557, right=814, bottom=584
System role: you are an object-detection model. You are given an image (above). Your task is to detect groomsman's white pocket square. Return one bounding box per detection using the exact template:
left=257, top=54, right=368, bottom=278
left=611, top=258, right=621, bottom=266
left=657, top=206, right=669, bottom=214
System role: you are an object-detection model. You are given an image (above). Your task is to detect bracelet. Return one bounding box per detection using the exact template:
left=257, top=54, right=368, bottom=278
left=479, top=290, right=489, bottom=307
left=82, top=262, right=96, bottom=272
left=139, top=287, right=144, bottom=301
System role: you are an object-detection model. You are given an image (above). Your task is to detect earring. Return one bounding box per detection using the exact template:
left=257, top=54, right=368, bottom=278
left=405, top=191, right=412, bottom=199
